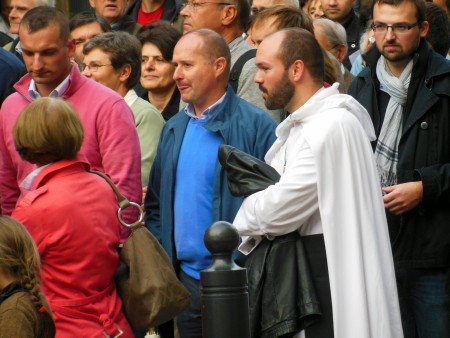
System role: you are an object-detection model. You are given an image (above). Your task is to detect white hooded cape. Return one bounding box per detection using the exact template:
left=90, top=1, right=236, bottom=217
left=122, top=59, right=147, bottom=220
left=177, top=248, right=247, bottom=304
left=234, top=84, right=403, bottom=338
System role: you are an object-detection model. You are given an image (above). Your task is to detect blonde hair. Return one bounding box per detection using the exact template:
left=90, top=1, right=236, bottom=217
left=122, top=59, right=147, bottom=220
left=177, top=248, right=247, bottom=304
left=13, top=98, right=84, bottom=165
left=0, top=216, right=55, bottom=337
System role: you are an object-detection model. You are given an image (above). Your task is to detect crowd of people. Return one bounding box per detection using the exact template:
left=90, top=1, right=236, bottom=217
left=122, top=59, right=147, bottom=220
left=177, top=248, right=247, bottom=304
left=0, top=0, right=449, bottom=337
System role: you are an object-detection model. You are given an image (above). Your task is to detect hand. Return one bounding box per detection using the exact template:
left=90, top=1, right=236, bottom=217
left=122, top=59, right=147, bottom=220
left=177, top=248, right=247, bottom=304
left=141, top=186, right=147, bottom=208
left=382, top=182, right=423, bottom=215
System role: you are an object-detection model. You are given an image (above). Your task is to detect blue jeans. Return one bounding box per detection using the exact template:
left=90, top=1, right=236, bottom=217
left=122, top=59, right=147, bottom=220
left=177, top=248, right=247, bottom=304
left=177, top=270, right=202, bottom=338
left=396, top=267, right=450, bottom=338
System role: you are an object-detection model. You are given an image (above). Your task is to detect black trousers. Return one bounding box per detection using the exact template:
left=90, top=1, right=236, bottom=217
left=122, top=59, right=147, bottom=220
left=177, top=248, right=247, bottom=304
left=303, top=234, right=334, bottom=338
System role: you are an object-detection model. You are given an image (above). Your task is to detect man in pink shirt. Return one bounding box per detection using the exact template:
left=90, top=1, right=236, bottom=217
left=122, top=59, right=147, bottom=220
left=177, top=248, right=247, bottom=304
left=0, top=6, right=141, bottom=229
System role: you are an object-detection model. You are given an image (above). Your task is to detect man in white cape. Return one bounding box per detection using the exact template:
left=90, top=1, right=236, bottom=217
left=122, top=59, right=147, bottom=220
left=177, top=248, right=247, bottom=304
left=233, top=28, right=403, bottom=338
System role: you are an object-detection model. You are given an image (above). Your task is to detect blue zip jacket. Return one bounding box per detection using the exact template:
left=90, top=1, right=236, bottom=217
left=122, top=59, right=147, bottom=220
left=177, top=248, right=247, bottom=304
left=144, top=85, right=277, bottom=266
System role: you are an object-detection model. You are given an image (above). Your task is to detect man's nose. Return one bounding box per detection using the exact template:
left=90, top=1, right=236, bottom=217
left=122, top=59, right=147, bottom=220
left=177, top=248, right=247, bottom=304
left=385, top=27, right=397, bottom=41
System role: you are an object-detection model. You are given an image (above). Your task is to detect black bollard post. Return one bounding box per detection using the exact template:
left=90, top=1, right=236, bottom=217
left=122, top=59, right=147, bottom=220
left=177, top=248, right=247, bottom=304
left=201, top=221, right=250, bottom=338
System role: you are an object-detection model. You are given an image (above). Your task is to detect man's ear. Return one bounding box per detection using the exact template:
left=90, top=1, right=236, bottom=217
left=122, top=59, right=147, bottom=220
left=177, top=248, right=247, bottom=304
left=119, top=64, right=132, bottom=83
left=214, top=56, right=227, bottom=76
left=67, top=38, right=76, bottom=59
left=419, top=20, right=429, bottom=38
left=336, top=44, right=347, bottom=63
left=221, top=4, right=238, bottom=26
left=89, top=0, right=96, bottom=9
left=291, top=60, right=305, bottom=82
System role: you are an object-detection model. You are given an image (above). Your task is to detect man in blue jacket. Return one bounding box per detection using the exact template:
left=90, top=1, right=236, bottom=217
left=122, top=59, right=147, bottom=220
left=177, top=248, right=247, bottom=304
left=144, top=28, right=277, bottom=337
left=348, top=0, right=450, bottom=335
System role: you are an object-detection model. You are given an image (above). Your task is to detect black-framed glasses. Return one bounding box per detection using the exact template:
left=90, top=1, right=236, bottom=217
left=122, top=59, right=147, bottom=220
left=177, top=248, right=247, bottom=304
left=182, top=1, right=234, bottom=11
left=371, top=22, right=420, bottom=34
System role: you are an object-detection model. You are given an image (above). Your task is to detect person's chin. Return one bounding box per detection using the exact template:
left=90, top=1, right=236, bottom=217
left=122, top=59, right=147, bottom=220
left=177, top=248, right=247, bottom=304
left=9, top=23, right=19, bottom=34
left=183, top=23, right=193, bottom=33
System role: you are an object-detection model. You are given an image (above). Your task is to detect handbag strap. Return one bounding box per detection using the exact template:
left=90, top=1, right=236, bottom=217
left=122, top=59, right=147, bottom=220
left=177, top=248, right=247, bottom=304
left=90, top=170, right=144, bottom=230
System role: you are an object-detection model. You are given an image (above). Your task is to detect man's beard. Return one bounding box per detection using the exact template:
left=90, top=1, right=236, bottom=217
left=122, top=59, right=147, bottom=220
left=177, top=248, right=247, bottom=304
left=260, top=71, right=294, bottom=110
left=381, top=49, right=411, bottom=63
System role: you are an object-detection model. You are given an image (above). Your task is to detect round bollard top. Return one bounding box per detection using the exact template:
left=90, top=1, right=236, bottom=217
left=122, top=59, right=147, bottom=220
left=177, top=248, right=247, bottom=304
left=204, top=221, right=239, bottom=255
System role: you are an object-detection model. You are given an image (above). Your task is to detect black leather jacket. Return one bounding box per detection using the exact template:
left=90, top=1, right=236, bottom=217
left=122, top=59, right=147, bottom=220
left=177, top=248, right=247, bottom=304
left=245, top=232, right=321, bottom=338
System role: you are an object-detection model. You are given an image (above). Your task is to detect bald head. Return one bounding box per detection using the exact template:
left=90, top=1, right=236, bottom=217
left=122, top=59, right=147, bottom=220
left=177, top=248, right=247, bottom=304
left=173, top=29, right=231, bottom=114
left=183, top=28, right=231, bottom=77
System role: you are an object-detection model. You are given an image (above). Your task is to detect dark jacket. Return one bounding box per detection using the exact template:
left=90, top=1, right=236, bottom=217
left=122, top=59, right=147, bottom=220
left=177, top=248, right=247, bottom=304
left=342, top=9, right=362, bottom=70
left=0, top=47, right=24, bottom=105
left=4, top=37, right=22, bottom=62
left=348, top=39, right=450, bottom=270
left=112, top=15, right=141, bottom=36
left=0, top=31, right=12, bottom=47
left=127, top=0, right=183, bottom=30
left=246, top=232, right=321, bottom=338
left=144, top=85, right=277, bottom=266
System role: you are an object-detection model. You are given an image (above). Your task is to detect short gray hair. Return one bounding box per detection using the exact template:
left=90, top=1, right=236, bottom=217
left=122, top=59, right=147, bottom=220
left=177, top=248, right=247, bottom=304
left=36, top=0, right=56, bottom=7
left=83, top=31, right=142, bottom=89
left=313, top=18, right=347, bottom=54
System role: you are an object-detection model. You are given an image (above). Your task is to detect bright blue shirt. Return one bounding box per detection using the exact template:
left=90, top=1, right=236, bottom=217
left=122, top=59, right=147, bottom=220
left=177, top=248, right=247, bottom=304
left=174, top=94, right=226, bottom=280
left=174, top=118, right=222, bottom=279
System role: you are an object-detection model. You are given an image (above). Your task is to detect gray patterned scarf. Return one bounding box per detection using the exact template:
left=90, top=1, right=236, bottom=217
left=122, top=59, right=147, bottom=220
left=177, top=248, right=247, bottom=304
left=375, top=56, right=413, bottom=188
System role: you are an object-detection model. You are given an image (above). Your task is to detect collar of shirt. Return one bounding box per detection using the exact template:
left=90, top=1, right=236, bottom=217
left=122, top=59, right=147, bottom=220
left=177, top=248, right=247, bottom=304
left=184, top=92, right=226, bottom=120
left=19, top=164, right=51, bottom=190
left=15, top=40, right=22, bottom=55
left=28, top=73, right=71, bottom=100
left=124, top=89, right=138, bottom=107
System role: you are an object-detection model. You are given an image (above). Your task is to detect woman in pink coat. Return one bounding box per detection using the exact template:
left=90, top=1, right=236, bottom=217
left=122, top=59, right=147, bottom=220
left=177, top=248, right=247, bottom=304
left=11, top=98, right=133, bottom=337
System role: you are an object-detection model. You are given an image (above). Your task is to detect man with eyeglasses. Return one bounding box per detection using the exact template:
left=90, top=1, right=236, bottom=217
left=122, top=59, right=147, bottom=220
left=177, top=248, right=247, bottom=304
left=349, top=0, right=450, bottom=336
left=180, top=0, right=284, bottom=122
left=0, top=7, right=142, bottom=233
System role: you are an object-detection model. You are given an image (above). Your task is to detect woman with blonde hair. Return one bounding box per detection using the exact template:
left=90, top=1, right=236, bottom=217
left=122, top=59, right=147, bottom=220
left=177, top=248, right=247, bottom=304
left=11, top=98, right=133, bottom=337
left=0, top=216, right=55, bottom=337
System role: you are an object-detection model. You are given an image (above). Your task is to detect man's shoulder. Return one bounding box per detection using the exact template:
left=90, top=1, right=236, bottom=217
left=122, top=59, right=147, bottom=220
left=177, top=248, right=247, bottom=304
left=303, top=108, right=369, bottom=150
left=233, top=95, right=267, bottom=115
left=425, top=50, right=450, bottom=83
left=0, top=47, right=23, bottom=70
left=227, top=93, right=277, bottom=126
left=161, top=109, right=188, bottom=130
left=230, top=38, right=254, bottom=65
left=1, top=91, right=28, bottom=113
left=67, top=74, right=125, bottom=106
left=348, top=66, right=373, bottom=95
